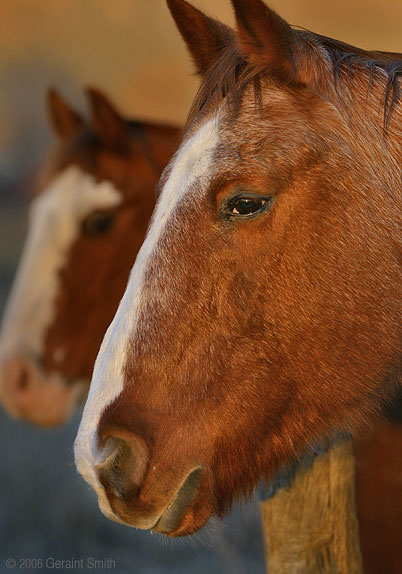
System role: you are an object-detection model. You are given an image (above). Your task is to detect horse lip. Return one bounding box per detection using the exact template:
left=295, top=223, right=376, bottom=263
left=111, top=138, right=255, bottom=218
left=152, top=467, right=204, bottom=534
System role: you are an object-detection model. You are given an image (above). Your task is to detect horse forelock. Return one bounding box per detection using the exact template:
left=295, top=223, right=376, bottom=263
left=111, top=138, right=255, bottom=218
left=187, top=27, right=401, bottom=135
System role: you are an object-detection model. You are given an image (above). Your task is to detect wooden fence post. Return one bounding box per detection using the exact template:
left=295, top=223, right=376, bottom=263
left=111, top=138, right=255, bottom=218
left=259, top=438, right=363, bottom=574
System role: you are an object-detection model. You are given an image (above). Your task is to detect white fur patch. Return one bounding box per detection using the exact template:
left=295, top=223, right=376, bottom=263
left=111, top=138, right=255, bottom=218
left=0, top=166, right=122, bottom=369
left=74, top=116, right=220, bottom=520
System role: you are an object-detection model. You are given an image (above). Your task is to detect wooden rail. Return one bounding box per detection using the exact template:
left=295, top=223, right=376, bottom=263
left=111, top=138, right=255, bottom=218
left=260, top=439, right=363, bottom=574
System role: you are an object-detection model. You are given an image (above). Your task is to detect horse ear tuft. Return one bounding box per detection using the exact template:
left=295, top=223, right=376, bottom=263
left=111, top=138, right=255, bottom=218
left=86, top=87, right=130, bottom=152
left=47, top=88, right=85, bottom=140
left=166, top=0, right=235, bottom=75
left=230, top=0, right=295, bottom=80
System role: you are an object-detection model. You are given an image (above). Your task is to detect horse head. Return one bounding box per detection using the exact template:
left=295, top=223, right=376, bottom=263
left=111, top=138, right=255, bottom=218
left=0, top=87, right=179, bottom=426
left=75, top=0, right=401, bottom=536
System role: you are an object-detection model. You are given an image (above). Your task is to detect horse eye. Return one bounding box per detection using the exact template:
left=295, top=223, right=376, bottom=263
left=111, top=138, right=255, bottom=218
left=225, top=195, right=271, bottom=219
left=82, top=212, right=114, bottom=236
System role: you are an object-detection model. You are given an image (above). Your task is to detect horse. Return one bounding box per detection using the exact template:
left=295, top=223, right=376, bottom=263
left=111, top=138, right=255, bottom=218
left=75, top=0, right=401, bottom=544
left=0, top=87, right=180, bottom=427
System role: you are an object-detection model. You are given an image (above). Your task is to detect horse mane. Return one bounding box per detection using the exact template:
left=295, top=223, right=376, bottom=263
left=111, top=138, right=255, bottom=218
left=313, top=33, right=402, bottom=129
left=187, top=28, right=402, bottom=132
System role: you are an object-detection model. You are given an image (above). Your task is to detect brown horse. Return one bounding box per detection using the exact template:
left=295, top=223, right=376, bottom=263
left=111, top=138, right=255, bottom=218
left=75, top=0, right=401, bottom=540
left=0, top=88, right=179, bottom=426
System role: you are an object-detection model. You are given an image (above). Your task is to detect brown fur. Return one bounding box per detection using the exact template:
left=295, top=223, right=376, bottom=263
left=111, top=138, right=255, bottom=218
left=95, top=0, right=401, bottom=542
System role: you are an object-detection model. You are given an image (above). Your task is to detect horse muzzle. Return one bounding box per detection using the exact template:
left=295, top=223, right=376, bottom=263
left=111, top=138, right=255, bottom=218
left=93, top=429, right=210, bottom=536
left=0, top=355, right=84, bottom=427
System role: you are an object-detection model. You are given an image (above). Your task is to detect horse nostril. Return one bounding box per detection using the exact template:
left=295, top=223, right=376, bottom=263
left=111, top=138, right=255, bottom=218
left=16, top=365, right=30, bottom=391
left=0, top=358, right=39, bottom=419
left=95, top=432, right=149, bottom=500
left=3, top=358, right=34, bottom=395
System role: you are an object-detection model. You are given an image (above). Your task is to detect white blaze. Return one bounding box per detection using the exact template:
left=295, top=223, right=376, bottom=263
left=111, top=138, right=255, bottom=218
left=74, top=116, right=220, bottom=520
left=0, top=166, right=122, bottom=368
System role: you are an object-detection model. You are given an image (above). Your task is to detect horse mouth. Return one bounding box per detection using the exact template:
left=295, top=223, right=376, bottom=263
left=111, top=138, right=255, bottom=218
left=152, top=467, right=206, bottom=536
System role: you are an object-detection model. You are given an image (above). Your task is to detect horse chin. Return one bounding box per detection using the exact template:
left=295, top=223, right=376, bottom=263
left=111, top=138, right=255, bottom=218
left=153, top=505, right=212, bottom=537
left=102, top=465, right=212, bottom=537
left=151, top=467, right=211, bottom=537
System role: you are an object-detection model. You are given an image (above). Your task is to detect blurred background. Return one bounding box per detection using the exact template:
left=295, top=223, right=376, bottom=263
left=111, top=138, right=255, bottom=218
left=0, top=1, right=400, bottom=573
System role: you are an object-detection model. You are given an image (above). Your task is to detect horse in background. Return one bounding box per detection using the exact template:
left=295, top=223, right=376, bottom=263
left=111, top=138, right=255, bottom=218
left=0, top=88, right=180, bottom=426
left=75, top=0, right=400, bottom=558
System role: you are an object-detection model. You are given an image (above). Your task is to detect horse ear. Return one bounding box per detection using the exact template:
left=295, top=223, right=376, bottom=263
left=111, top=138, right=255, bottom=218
left=230, top=0, right=295, bottom=79
left=47, top=88, right=85, bottom=139
left=86, top=87, right=130, bottom=151
left=166, top=0, right=235, bottom=75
